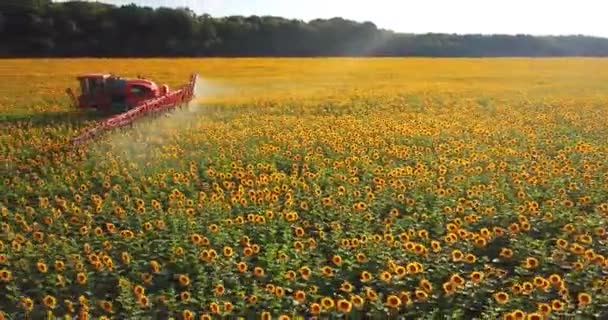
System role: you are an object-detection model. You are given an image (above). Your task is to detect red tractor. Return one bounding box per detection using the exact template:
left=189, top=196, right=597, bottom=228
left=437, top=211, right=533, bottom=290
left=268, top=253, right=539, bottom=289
left=67, top=72, right=199, bottom=144
left=67, top=73, right=173, bottom=112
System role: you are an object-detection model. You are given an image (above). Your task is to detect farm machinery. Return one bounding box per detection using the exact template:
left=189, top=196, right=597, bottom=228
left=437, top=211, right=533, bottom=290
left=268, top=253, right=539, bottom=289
left=66, top=72, right=199, bottom=145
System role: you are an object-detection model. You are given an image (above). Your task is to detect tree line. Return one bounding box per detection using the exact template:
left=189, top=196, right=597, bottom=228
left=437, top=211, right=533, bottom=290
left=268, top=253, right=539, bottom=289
left=2, top=0, right=608, bottom=57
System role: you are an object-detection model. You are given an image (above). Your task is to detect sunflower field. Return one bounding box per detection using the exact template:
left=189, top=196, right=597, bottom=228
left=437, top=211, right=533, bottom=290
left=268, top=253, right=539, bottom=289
left=1, top=58, right=608, bottom=320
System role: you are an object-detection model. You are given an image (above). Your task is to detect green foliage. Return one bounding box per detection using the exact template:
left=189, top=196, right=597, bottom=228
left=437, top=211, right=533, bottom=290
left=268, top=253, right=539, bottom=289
left=1, top=1, right=608, bottom=57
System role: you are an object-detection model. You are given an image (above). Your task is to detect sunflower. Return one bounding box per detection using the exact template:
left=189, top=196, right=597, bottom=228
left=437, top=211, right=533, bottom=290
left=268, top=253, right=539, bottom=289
left=510, top=283, right=523, bottom=295
left=329, top=298, right=350, bottom=313
left=0, top=269, right=11, bottom=282
left=265, top=284, right=276, bottom=294
left=537, top=303, right=551, bottom=314
left=100, top=300, right=113, bottom=313
left=457, top=229, right=468, bottom=239
left=443, top=281, right=456, bottom=295
left=284, top=270, right=296, bottom=281
left=511, top=310, right=525, bottom=320
left=180, top=291, right=191, bottom=303
left=88, top=253, right=100, bottom=264
left=385, top=295, right=401, bottom=308
left=479, top=227, right=492, bottom=238
left=178, top=274, right=191, bottom=287
left=340, top=281, right=354, bottom=293
left=533, top=276, right=546, bottom=288
left=365, top=287, right=378, bottom=301
left=120, top=229, right=134, bottom=238
left=37, top=261, right=48, bottom=273
left=380, top=271, right=392, bottom=283
left=121, top=252, right=131, bottom=265
left=138, top=296, right=151, bottom=309
left=414, top=289, right=428, bottom=301
left=236, top=262, right=248, bottom=273
left=570, top=243, right=585, bottom=255
left=494, top=291, right=509, bottom=304
left=78, top=295, right=89, bottom=307
left=522, top=282, right=534, bottom=294
left=360, top=270, right=373, bottom=282
left=321, top=265, right=334, bottom=277
left=253, top=266, right=265, bottom=277
left=350, top=294, right=365, bottom=309
left=309, top=303, right=321, bottom=314
left=294, top=227, right=305, bottom=237
left=223, top=246, right=233, bottom=257
left=572, top=261, right=584, bottom=271
left=141, top=272, right=153, bottom=284
left=508, top=223, right=520, bottom=234
left=523, top=257, right=539, bottom=269
left=182, top=310, right=194, bottom=320
left=406, top=263, right=419, bottom=274
left=465, top=253, right=477, bottom=263
left=331, top=254, right=343, bottom=266
left=133, top=285, right=145, bottom=297
left=142, top=221, right=152, bottom=230
left=275, top=286, right=286, bottom=298
left=355, top=252, right=366, bottom=263
left=20, top=297, right=34, bottom=312
left=431, top=240, right=441, bottom=252
left=293, top=290, right=306, bottom=303
left=419, top=278, right=433, bottom=292
left=452, top=249, right=464, bottom=262
left=150, top=260, right=162, bottom=273
left=577, top=292, right=592, bottom=307
left=594, top=254, right=605, bottom=265
left=394, top=265, right=407, bottom=278
left=293, top=241, right=305, bottom=250
left=173, top=247, right=186, bottom=257
left=450, top=274, right=465, bottom=287
left=320, top=297, right=335, bottom=310
left=76, top=272, right=87, bottom=285
left=214, top=284, right=225, bottom=296
left=554, top=238, right=568, bottom=250
left=105, top=223, right=116, bottom=233
left=33, top=231, right=44, bottom=242
left=209, top=302, right=220, bottom=314
left=474, top=236, right=487, bottom=248
left=223, top=301, right=234, bottom=313
left=42, top=295, right=57, bottom=309
left=469, top=271, right=484, bottom=283
left=526, top=312, right=542, bottom=320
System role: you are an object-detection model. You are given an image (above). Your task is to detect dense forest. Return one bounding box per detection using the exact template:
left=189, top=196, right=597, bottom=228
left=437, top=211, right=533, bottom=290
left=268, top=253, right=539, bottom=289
left=2, top=0, right=608, bottom=57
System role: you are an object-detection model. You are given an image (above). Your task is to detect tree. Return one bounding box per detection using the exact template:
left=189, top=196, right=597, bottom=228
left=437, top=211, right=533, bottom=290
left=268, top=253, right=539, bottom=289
left=1, top=1, right=608, bottom=57
left=0, top=12, right=5, bottom=34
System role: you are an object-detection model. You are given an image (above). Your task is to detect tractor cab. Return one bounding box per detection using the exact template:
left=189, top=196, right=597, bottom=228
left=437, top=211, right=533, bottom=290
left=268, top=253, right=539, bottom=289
left=75, top=73, right=125, bottom=111
left=78, top=73, right=111, bottom=97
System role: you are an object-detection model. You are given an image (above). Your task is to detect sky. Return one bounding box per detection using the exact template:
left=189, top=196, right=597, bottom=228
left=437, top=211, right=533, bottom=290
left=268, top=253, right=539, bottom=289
left=55, top=0, right=607, bottom=37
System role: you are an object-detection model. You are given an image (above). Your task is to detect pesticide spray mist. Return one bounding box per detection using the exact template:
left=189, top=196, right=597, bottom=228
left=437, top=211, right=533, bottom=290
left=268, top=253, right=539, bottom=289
left=91, top=76, right=234, bottom=173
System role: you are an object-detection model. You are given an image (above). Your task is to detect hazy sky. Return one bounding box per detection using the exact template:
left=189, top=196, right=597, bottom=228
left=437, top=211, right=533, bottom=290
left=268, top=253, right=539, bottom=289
left=56, top=0, right=607, bottom=37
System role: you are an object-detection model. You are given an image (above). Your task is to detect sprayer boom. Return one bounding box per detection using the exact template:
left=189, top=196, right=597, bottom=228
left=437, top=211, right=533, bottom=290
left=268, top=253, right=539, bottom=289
left=70, top=73, right=199, bottom=145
